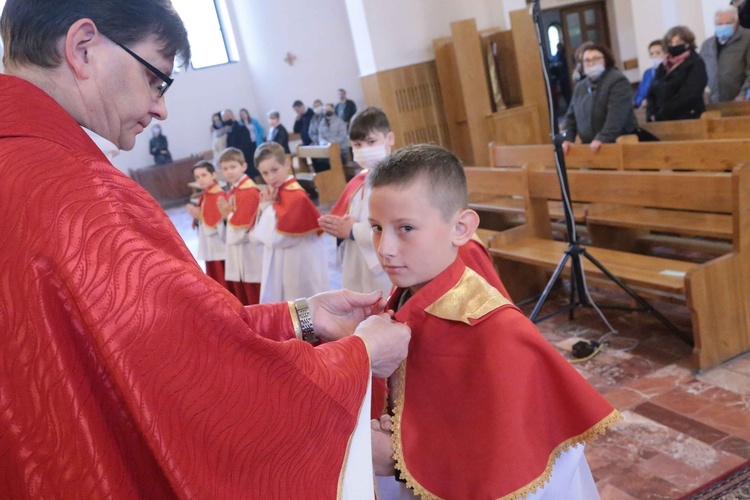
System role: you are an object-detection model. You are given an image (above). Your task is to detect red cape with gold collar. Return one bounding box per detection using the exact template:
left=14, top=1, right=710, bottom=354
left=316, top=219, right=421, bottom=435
left=383, top=257, right=619, bottom=499
left=198, top=182, right=227, bottom=228
left=275, top=177, right=323, bottom=235
left=228, top=175, right=260, bottom=229
left=330, top=170, right=367, bottom=217
left=0, top=74, right=369, bottom=498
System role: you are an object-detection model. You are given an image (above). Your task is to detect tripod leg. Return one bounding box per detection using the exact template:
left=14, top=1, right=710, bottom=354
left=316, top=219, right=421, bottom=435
left=581, top=249, right=694, bottom=346
left=530, top=251, right=571, bottom=321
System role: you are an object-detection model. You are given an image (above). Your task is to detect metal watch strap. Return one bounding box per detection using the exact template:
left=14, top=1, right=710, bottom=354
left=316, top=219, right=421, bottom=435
left=294, top=298, right=318, bottom=343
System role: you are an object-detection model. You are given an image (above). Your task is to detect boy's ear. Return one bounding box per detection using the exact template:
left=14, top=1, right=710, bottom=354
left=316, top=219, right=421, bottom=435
left=452, top=209, right=480, bottom=247
left=385, top=131, right=396, bottom=148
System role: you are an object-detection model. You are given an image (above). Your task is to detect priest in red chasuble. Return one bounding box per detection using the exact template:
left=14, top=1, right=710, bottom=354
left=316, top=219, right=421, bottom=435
left=0, top=1, right=410, bottom=497
left=368, top=145, right=620, bottom=499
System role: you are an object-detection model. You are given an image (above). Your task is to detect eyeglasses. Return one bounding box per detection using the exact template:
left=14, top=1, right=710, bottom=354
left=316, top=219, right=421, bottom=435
left=113, top=40, right=173, bottom=99
left=583, top=55, right=605, bottom=65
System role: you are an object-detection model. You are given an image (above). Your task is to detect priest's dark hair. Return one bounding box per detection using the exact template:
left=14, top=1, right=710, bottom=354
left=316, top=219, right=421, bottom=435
left=367, top=144, right=468, bottom=221
left=0, top=0, right=191, bottom=69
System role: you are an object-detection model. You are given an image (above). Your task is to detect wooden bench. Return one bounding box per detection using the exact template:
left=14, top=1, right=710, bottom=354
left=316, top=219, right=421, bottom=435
left=707, top=100, right=750, bottom=117
left=295, top=143, right=347, bottom=205
left=640, top=111, right=750, bottom=141
left=477, top=164, right=750, bottom=371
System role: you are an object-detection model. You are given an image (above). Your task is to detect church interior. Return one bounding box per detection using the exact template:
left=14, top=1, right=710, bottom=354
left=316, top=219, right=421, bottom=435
left=3, top=0, right=749, bottom=497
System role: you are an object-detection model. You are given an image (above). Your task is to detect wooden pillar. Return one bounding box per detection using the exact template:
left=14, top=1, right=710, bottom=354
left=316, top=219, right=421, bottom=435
left=510, top=9, right=551, bottom=143
left=450, top=19, right=492, bottom=166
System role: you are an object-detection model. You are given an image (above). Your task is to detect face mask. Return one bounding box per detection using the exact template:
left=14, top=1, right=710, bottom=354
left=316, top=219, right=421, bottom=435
left=314, top=107, right=324, bottom=115
left=152, top=128, right=160, bottom=136
left=224, top=119, right=234, bottom=126
left=325, top=111, right=334, bottom=117
left=353, top=144, right=389, bottom=169
left=667, top=44, right=687, bottom=57
left=584, top=63, right=605, bottom=80
left=650, top=57, right=664, bottom=69
left=716, top=24, right=735, bottom=44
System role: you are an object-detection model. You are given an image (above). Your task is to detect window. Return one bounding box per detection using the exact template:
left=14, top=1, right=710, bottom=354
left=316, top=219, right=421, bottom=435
left=171, top=0, right=239, bottom=69
left=548, top=23, right=562, bottom=57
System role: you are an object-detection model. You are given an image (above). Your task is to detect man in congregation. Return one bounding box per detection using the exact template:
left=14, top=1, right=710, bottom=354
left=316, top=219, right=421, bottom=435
left=293, top=99, right=315, bottom=145
left=0, top=1, right=410, bottom=498
left=701, top=5, right=750, bottom=102
left=335, top=87, right=357, bottom=125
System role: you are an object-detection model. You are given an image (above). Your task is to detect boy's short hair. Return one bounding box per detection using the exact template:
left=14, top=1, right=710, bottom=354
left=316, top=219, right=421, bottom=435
left=292, top=100, right=304, bottom=108
left=192, top=160, right=215, bottom=174
left=267, top=110, right=280, bottom=120
left=254, top=142, right=286, bottom=167
left=368, top=144, right=467, bottom=221
left=219, top=147, right=246, bottom=165
left=648, top=39, right=665, bottom=51
left=349, top=107, right=391, bottom=141
left=313, top=99, right=323, bottom=106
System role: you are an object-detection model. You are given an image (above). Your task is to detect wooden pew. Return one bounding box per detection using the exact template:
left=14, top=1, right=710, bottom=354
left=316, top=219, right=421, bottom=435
left=295, top=143, right=347, bottom=205
left=478, top=164, right=750, bottom=371
left=640, top=112, right=750, bottom=141
left=707, top=100, right=750, bottom=117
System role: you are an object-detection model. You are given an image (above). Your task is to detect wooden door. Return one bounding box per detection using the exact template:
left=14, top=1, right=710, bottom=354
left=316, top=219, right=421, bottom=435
left=561, top=1, right=610, bottom=58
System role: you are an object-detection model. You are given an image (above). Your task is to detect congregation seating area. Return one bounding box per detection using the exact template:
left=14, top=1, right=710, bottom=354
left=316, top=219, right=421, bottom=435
left=464, top=127, right=750, bottom=371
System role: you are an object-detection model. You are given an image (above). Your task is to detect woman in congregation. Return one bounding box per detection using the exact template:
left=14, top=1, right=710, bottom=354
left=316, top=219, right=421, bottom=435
left=646, top=26, right=707, bottom=122
left=561, top=43, right=638, bottom=153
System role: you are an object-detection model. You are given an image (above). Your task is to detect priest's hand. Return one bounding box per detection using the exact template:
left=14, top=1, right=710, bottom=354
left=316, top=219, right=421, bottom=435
left=318, top=214, right=355, bottom=239
left=355, top=314, right=410, bottom=378
left=308, top=289, right=387, bottom=341
left=371, top=415, right=396, bottom=476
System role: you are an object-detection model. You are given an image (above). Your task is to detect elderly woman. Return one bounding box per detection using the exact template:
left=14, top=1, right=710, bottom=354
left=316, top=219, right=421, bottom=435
left=647, top=26, right=707, bottom=121
left=561, top=44, right=638, bottom=153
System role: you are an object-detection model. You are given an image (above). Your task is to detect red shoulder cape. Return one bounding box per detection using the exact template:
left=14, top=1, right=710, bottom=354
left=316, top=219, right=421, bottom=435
left=275, top=177, right=322, bottom=235
left=459, top=236, right=512, bottom=301
left=330, top=170, right=367, bottom=217
left=198, top=182, right=227, bottom=228
left=380, top=257, right=619, bottom=499
left=0, top=74, right=369, bottom=498
left=228, top=176, right=260, bottom=229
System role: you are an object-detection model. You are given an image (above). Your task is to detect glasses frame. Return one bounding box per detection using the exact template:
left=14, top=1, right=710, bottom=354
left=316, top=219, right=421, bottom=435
left=113, top=41, right=174, bottom=99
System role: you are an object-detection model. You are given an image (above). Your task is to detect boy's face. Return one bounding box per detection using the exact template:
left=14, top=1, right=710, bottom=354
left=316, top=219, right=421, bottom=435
left=220, top=160, right=246, bottom=184
left=258, top=157, right=289, bottom=188
left=193, top=167, right=216, bottom=190
left=369, top=181, right=461, bottom=294
left=269, top=117, right=280, bottom=127
left=352, top=130, right=395, bottom=169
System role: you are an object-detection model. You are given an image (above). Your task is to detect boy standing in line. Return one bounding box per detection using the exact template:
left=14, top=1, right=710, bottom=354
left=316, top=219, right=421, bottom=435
left=253, top=143, right=329, bottom=302
left=217, top=148, right=263, bottom=305
left=368, top=144, right=619, bottom=499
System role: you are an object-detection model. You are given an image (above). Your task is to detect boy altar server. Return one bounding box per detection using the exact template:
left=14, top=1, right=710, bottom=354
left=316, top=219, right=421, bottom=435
left=254, top=142, right=329, bottom=302
left=368, top=144, right=620, bottom=499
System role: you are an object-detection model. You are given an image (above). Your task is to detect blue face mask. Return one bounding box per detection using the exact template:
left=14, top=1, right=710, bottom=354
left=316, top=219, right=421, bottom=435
left=716, top=24, right=735, bottom=43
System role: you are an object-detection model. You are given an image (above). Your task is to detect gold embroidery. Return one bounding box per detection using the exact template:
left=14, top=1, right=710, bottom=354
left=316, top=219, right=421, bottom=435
left=207, top=184, right=223, bottom=194
left=424, top=267, right=511, bottom=325
left=283, top=181, right=305, bottom=191
left=238, top=178, right=258, bottom=190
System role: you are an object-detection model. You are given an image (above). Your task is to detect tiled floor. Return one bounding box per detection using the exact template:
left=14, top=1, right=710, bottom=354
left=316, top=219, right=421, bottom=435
left=166, top=204, right=750, bottom=499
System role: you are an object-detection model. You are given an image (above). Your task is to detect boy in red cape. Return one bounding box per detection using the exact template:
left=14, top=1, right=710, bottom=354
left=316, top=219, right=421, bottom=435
left=254, top=142, right=330, bottom=302
left=217, top=147, right=263, bottom=305
left=368, top=144, right=620, bottom=499
left=186, top=161, right=229, bottom=289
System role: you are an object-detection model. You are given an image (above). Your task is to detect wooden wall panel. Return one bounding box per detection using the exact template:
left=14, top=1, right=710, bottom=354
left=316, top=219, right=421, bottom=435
left=360, top=61, right=450, bottom=152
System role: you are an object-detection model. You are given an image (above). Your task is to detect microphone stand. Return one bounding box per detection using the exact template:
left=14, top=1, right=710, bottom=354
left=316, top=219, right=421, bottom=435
left=526, top=0, right=692, bottom=345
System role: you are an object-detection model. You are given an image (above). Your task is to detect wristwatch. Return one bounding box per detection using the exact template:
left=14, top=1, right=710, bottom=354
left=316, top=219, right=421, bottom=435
left=294, top=298, right=318, bottom=343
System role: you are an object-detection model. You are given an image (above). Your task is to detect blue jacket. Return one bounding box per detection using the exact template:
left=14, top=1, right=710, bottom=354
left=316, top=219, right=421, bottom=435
left=634, top=67, right=655, bottom=107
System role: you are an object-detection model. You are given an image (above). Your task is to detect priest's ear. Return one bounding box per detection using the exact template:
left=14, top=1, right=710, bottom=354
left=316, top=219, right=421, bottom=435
left=451, top=208, right=480, bottom=247
left=64, top=18, right=100, bottom=79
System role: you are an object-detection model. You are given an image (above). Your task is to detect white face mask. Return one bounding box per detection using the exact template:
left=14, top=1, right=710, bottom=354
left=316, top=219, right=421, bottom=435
left=584, top=63, right=605, bottom=80
left=353, top=144, right=389, bottom=169
left=650, top=57, right=664, bottom=69
left=313, top=106, right=324, bottom=115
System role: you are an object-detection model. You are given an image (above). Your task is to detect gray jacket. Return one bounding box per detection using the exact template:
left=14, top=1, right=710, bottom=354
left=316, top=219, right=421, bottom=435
left=700, top=26, right=750, bottom=103
left=563, top=67, right=637, bottom=144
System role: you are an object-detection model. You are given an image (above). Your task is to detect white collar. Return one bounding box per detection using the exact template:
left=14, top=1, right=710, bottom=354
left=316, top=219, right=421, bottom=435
left=81, top=127, right=120, bottom=160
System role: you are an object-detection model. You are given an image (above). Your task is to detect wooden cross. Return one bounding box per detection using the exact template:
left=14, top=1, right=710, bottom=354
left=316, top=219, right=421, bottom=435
left=284, top=52, right=297, bottom=66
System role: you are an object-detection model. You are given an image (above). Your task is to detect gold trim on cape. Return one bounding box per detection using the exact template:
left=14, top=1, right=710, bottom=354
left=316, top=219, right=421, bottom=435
left=424, top=267, right=511, bottom=325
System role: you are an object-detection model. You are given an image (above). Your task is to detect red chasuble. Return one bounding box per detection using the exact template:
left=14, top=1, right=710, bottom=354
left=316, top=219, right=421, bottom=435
left=198, top=182, right=227, bottom=228
left=330, top=170, right=368, bottom=217
left=381, top=257, right=620, bottom=499
left=228, top=175, right=260, bottom=229
left=0, top=74, right=370, bottom=498
left=274, top=177, right=323, bottom=235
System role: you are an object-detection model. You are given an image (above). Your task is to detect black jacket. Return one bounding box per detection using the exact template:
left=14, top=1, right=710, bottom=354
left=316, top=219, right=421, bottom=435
left=268, top=124, right=290, bottom=154
left=647, top=51, right=707, bottom=121
left=293, top=108, right=315, bottom=145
